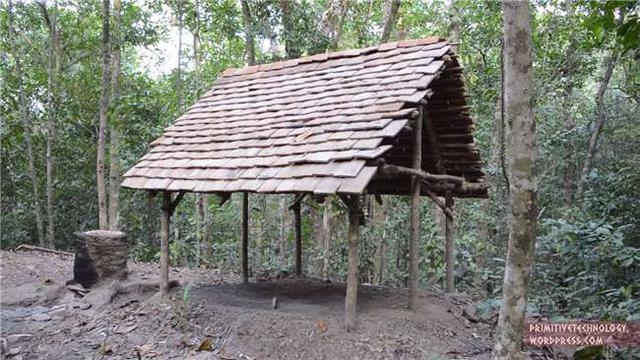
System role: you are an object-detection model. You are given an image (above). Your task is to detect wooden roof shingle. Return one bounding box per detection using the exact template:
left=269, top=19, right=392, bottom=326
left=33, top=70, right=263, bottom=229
left=122, top=37, right=486, bottom=197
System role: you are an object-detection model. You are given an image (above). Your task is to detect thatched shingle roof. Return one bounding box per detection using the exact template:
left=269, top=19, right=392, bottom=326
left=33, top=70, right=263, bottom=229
left=122, top=37, right=486, bottom=197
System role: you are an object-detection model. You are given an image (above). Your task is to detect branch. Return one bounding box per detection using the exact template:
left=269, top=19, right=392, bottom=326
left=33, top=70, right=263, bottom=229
left=161, top=191, right=187, bottom=216
left=37, top=1, right=52, bottom=31
left=420, top=182, right=453, bottom=220
left=380, top=0, right=401, bottom=43
left=217, top=192, right=231, bottom=206
left=288, top=194, right=307, bottom=211
left=16, top=244, right=73, bottom=256
left=378, top=164, right=465, bottom=185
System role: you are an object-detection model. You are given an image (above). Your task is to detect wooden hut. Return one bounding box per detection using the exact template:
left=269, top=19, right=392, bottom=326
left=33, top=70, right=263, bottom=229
left=122, top=37, right=487, bottom=331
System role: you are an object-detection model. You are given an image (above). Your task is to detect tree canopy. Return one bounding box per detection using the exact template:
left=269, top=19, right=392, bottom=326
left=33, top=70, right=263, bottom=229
left=1, top=0, right=638, bottom=356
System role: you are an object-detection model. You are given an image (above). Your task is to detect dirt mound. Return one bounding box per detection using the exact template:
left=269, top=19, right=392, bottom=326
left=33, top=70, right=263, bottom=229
left=0, top=250, right=493, bottom=359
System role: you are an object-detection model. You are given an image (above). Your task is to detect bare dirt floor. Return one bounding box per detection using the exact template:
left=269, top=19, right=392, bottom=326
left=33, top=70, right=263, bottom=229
left=0, top=250, right=495, bottom=360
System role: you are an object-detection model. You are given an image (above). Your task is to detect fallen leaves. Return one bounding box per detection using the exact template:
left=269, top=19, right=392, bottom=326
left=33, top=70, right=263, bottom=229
left=197, top=338, right=214, bottom=352
left=133, top=343, right=160, bottom=359
left=99, top=342, right=113, bottom=355
left=315, top=319, right=328, bottom=333
left=30, top=313, right=52, bottom=322
left=7, top=346, right=22, bottom=356
left=114, top=324, right=138, bottom=334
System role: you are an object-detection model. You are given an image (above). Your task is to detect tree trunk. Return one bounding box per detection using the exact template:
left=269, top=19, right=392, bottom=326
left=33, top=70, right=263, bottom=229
left=241, top=192, right=249, bottom=284
left=256, top=196, right=266, bottom=267
left=478, top=92, right=504, bottom=291
left=196, top=195, right=210, bottom=264
left=192, top=0, right=211, bottom=264
left=560, top=1, right=579, bottom=207
left=293, top=200, right=302, bottom=275
left=204, top=201, right=212, bottom=261
left=577, top=54, right=617, bottom=196
left=499, top=42, right=510, bottom=191
left=160, top=192, right=171, bottom=294
left=8, top=0, right=45, bottom=247
left=345, top=196, right=361, bottom=331
left=372, top=198, right=387, bottom=285
left=438, top=0, right=460, bottom=292
left=97, top=0, right=111, bottom=230
left=280, top=197, right=290, bottom=265
left=40, top=0, right=60, bottom=247
left=240, top=0, right=255, bottom=66
left=332, top=1, right=346, bottom=51
left=357, top=0, right=374, bottom=47
left=176, top=0, right=184, bottom=111
left=193, top=0, right=200, bottom=97
left=494, top=2, right=537, bottom=359
left=444, top=193, right=455, bottom=293
left=408, top=103, right=423, bottom=311
left=447, top=0, right=459, bottom=52
left=380, top=0, right=400, bottom=43
left=279, top=0, right=300, bottom=59
left=310, top=203, right=323, bottom=276
left=321, top=200, right=332, bottom=281
left=108, top=0, right=122, bottom=230
left=319, top=0, right=347, bottom=51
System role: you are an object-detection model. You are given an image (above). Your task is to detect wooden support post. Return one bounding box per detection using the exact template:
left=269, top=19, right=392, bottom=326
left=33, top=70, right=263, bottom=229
left=423, top=99, right=457, bottom=293
left=445, top=192, right=455, bottom=293
left=408, top=103, right=423, bottom=310
left=293, top=201, right=302, bottom=276
left=241, top=192, right=249, bottom=284
left=345, top=195, right=361, bottom=332
left=160, top=191, right=171, bottom=294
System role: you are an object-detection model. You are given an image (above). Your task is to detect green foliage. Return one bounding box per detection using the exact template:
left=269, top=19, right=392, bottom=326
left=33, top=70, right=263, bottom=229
left=532, top=219, right=639, bottom=321
left=1, top=3, right=639, bottom=349
left=251, top=0, right=330, bottom=60
left=581, top=0, right=640, bottom=54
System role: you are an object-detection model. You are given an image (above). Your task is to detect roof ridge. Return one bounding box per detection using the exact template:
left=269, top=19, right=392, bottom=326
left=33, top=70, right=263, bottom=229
left=222, top=36, right=448, bottom=78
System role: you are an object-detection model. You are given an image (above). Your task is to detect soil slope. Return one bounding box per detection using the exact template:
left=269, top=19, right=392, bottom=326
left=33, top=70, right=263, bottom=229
left=0, top=250, right=493, bottom=359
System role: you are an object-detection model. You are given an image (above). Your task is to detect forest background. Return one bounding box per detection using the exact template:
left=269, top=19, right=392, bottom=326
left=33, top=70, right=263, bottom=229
left=1, top=0, right=639, bottom=341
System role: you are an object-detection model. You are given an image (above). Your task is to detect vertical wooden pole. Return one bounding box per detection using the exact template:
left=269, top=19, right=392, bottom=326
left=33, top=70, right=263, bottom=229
left=345, top=195, right=361, bottom=331
left=160, top=191, right=171, bottom=294
left=408, top=103, right=424, bottom=310
left=294, top=201, right=302, bottom=276
left=241, top=192, right=249, bottom=284
left=445, top=192, right=455, bottom=292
